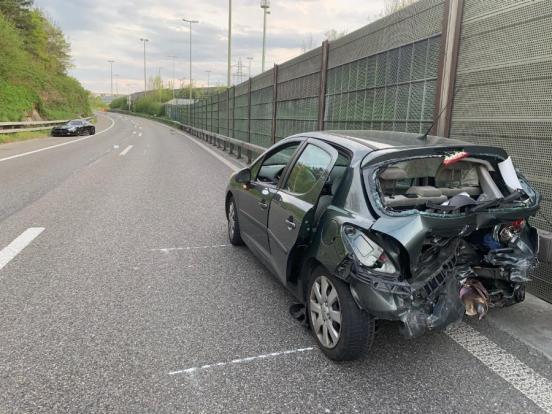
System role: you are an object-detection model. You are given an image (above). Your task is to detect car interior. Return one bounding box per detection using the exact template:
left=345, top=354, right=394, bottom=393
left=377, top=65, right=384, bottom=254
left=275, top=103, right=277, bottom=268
left=377, top=158, right=506, bottom=211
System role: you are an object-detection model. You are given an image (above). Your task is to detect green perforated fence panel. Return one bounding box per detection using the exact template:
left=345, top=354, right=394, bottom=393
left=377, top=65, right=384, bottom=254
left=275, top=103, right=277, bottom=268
left=450, top=0, right=552, bottom=302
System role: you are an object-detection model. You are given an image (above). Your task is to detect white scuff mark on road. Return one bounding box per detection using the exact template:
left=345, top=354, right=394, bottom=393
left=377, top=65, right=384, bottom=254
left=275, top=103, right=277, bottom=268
left=0, top=114, right=115, bottom=163
left=0, top=228, right=45, bottom=272
left=446, top=323, right=552, bottom=413
left=169, top=347, right=314, bottom=375
left=138, top=133, right=142, bottom=137
left=120, top=145, right=133, bottom=156
left=113, top=144, right=119, bottom=149
left=151, top=244, right=230, bottom=253
left=132, top=131, right=137, bottom=135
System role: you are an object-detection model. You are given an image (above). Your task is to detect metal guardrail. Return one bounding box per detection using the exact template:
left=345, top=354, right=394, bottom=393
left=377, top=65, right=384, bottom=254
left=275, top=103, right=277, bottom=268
left=0, top=117, right=94, bottom=135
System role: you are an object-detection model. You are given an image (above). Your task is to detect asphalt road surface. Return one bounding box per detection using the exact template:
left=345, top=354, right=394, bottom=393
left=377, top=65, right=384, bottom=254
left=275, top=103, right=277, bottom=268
left=1, top=113, right=551, bottom=413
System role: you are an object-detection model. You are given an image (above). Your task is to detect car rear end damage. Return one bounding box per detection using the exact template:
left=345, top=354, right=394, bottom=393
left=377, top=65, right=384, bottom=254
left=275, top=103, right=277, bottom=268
left=333, top=144, right=540, bottom=338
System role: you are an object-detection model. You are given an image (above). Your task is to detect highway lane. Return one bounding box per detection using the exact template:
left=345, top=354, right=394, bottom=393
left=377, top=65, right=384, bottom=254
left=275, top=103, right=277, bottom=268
left=0, top=113, right=551, bottom=413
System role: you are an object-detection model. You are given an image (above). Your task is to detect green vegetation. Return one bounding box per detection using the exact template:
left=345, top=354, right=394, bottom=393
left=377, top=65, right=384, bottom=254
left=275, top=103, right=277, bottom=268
left=0, top=128, right=50, bottom=144
left=0, top=0, right=91, bottom=122
left=110, top=76, right=227, bottom=118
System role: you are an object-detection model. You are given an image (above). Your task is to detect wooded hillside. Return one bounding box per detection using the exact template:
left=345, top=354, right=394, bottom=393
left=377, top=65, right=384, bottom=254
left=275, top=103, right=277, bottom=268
left=0, top=0, right=91, bottom=121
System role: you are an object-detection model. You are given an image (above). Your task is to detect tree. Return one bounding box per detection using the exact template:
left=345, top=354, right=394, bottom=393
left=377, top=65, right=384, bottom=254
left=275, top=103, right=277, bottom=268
left=324, top=29, right=348, bottom=42
left=0, top=0, right=33, bottom=30
left=384, top=0, right=419, bottom=15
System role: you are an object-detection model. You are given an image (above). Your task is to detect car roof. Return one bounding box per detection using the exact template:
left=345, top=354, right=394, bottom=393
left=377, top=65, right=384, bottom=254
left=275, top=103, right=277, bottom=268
left=295, top=129, right=476, bottom=152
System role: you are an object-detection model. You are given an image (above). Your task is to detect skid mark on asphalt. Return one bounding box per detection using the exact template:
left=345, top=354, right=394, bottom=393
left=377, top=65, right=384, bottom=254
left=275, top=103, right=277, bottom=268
left=151, top=244, right=231, bottom=253
left=447, top=322, right=552, bottom=413
left=169, top=347, right=314, bottom=375
left=0, top=227, right=45, bottom=272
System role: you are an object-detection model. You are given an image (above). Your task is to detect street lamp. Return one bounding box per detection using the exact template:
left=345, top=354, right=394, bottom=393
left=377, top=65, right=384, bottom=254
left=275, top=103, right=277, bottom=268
left=228, top=0, right=232, bottom=87
left=114, top=74, right=119, bottom=95
left=168, top=55, right=177, bottom=100
left=260, top=0, right=270, bottom=72
left=108, top=60, right=115, bottom=96
left=206, top=70, right=211, bottom=88
left=139, top=38, right=149, bottom=94
left=182, top=18, right=199, bottom=100
left=246, top=57, right=253, bottom=78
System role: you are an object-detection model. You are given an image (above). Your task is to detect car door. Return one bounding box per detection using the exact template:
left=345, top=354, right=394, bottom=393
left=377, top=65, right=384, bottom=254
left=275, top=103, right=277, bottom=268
left=267, top=139, right=339, bottom=284
left=237, top=140, right=304, bottom=257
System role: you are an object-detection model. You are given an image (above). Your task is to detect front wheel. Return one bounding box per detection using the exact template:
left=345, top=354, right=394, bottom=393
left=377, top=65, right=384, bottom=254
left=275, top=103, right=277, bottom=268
left=90, top=127, right=96, bottom=135
left=227, top=197, right=244, bottom=246
left=307, top=268, right=375, bottom=361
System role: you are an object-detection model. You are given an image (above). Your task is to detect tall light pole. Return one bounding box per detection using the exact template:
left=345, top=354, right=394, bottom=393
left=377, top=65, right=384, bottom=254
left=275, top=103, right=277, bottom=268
left=206, top=70, right=211, bottom=88
left=108, top=60, right=115, bottom=96
left=139, top=38, right=149, bottom=94
left=246, top=57, right=253, bottom=78
left=168, top=55, right=177, bottom=100
left=182, top=18, right=198, bottom=100
left=114, top=74, right=119, bottom=95
left=260, top=0, right=270, bottom=72
left=228, top=0, right=232, bottom=87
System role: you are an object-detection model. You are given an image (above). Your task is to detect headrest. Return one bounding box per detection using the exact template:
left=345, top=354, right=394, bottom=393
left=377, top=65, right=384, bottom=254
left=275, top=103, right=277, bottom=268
left=380, top=166, right=407, bottom=181
left=406, top=186, right=443, bottom=197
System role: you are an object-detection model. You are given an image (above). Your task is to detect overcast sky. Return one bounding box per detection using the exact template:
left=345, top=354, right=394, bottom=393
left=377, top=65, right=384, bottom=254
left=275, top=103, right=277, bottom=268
left=34, top=0, right=386, bottom=94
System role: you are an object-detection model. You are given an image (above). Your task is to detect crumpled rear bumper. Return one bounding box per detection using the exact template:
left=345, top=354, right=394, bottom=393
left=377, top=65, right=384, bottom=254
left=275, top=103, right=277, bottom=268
left=345, top=257, right=465, bottom=338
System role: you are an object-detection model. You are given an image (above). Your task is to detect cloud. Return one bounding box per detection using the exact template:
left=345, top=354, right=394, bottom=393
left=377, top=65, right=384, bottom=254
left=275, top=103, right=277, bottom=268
left=34, top=0, right=385, bottom=93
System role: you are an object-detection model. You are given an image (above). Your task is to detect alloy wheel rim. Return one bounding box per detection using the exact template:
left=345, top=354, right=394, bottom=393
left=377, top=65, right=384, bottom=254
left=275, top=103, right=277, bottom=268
left=228, top=203, right=235, bottom=238
left=310, top=275, right=342, bottom=349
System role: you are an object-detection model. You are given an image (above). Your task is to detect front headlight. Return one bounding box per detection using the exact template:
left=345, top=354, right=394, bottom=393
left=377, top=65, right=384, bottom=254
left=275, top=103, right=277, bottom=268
left=342, top=224, right=397, bottom=274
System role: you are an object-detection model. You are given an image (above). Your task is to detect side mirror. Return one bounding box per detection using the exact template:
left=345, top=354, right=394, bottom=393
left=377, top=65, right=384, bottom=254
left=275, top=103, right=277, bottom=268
left=235, top=168, right=252, bottom=184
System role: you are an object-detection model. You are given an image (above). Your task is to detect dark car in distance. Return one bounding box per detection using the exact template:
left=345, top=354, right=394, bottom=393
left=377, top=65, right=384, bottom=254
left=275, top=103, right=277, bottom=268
left=225, top=130, right=540, bottom=361
left=51, top=119, right=95, bottom=137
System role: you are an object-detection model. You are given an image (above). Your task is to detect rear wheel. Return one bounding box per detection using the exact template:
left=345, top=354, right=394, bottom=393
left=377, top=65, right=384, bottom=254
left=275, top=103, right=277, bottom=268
left=90, top=126, right=96, bottom=135
left=307, top=268, right=375, bottom=361
left=227, top=197, right=244, bottom=246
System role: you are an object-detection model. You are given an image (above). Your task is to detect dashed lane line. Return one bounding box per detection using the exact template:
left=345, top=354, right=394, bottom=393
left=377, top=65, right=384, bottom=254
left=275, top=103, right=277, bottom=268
left=0, top=228, right=45, bottom=273
left=150, top=244, right=230, bottom=253
left=168, top=347, right=314, bottom=375
left=119, top=145, right=133, bottom=156
left=0, top=114, right=115, bottom=163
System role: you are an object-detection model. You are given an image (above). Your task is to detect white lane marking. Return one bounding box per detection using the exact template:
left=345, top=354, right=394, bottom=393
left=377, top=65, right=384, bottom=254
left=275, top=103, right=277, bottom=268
left=151, top=244, right=230, bottom=253
left=119, top=145, right=133, bottom=156
left=0, top=114, right=116, bottom=163
left=0, top=228, right=45, bottom=272
left=169, top=347, right=314, bottom=375
left=447, top=323, right=552, bottom=413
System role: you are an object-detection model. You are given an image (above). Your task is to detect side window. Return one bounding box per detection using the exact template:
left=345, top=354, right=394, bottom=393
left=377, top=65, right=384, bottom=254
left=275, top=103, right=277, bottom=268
left=257, top=143, right=300, bottom=184
left=284, top=144, right=332, bottom=194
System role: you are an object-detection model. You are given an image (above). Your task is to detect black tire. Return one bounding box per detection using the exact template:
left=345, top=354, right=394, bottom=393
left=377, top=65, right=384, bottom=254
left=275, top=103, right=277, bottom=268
left=227, top=197, right=244, bottom=246
left=307, top=267, right=375, bottom=361
left=90, top=127, right=96, bottom=135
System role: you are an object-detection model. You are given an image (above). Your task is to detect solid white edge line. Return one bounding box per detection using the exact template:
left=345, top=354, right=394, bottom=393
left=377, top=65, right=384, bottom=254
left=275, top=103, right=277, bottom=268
left=446, top=322, right=552, bottom=413
left=0, top=227, right=45, bottom=272
left=0, top=114, right=116, bottom=163
left=119, top=145, right=133, bottom=156
left=168, top=347, right=314, bottom=375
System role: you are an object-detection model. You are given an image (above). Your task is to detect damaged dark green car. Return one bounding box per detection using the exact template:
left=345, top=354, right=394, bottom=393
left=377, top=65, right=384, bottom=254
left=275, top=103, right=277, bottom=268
left=225, top=130, right=540, bottom=361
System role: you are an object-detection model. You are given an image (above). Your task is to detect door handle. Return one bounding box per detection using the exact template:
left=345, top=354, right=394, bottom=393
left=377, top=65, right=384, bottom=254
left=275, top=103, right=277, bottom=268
left=285, top=217, right=296, bottom=230
left=258, top=200, right=268, bottom=209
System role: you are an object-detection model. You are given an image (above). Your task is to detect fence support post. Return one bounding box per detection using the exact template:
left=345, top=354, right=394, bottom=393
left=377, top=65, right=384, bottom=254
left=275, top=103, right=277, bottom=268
left=318, top=40, right=330, bottom=131
left=247, top=78, right=252, bottom=163
left=271, top=64, right=279, bottom=144
left=433, top=0, right=464, bottom=138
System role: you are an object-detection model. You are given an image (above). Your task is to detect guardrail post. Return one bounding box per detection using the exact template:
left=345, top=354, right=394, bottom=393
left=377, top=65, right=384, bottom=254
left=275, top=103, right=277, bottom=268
left=318, top=40, right=330, bottom=131
left=271, top=64, right=279, bottom=144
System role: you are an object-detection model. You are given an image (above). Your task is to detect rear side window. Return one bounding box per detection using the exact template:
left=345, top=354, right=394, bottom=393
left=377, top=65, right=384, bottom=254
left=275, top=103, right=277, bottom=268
left=284, top=144, right=332, bottom=194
